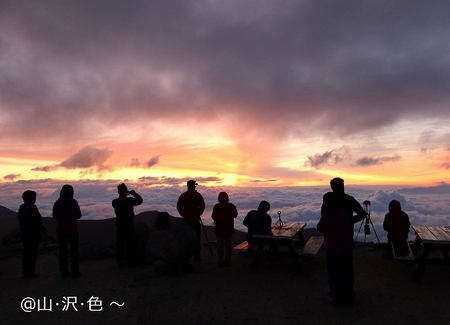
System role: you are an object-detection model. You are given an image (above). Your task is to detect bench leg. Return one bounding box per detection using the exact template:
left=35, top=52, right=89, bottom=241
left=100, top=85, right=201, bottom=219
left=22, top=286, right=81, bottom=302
left=413, top=246, right=430, bottom=282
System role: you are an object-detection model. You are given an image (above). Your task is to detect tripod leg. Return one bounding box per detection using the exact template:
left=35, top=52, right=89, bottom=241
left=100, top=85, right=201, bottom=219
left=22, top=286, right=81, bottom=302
left=355, top=220, right=364, bottom=242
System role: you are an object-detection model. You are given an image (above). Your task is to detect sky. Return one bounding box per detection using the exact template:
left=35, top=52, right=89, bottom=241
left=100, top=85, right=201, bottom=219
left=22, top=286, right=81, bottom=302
left=1, top=0, right=450, bottom=188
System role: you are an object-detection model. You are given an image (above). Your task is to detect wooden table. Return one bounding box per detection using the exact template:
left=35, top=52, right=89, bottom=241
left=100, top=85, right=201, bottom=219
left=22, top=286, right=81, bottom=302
left=250, top=222, right=306, bottom=274
left=412, top=225, right=450, bottom=282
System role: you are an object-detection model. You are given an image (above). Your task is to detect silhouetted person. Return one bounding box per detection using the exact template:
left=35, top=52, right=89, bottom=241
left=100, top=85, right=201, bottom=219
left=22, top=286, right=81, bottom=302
left=212, top=192, right=238, bottom=267
left=325, top=177, right=366, bottom=243
left=112, top=183, right=143, bottom=267
left=243, top=200, right=272, bottom=246
left=53, top=184, right=82, bottom=279
left=18, top=190, right=43, bottom=279
left=243, top=200, right=272, bottom=271
left=317, top=192, right=354, bottom=307
left=177, top=180, right=205, bottom=262
left=383, top=199, right=411, bottom=257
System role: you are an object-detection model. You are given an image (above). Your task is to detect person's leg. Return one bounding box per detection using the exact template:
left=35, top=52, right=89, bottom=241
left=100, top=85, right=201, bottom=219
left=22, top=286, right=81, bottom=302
left=69, top=233, right=80, bottom=276
left=341, top=250, right=355, bottom=305
left=187, top=221, right=201, bottom=260
left=58, top=234, right=70, bottom=277
left=217, top=236, right=225, bottom=265
left=22, top=238, right=35, bottom=277
left=326, top=251, right=342, bottom=306
left=116, top=226, right=125, bottom=266
left=224, top=236, right=232, bottom=266
left=125, top=224, right=137, bottom=266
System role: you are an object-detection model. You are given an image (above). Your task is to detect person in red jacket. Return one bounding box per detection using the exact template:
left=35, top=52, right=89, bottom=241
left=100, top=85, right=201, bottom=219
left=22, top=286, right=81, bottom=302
left=53, top=184, right=82, bottom=279
left=383, top=199, right=411, bottom=257
left=212, top=192, right=238, bottom=267
left=317, top=192, right=354, bottom=307
left=177, top=180, right=205, bottom=261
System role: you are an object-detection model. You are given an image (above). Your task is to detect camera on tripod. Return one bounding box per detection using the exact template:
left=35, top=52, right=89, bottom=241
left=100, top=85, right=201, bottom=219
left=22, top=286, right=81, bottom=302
left=355, top=199, right=380, bottom=245
left=363, top=200, right=371, bottom=235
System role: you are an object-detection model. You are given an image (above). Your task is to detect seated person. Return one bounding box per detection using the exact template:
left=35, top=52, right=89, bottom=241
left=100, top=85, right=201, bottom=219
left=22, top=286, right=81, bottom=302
left=243, top=200, right=272, bottom=248
left=383, top=199, right=411, bottom=256
left=243, top=200, right=273, bottom=270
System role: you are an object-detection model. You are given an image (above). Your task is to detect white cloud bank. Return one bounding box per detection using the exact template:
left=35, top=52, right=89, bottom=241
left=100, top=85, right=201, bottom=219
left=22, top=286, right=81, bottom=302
left=1, top=180, right=449, bottom=243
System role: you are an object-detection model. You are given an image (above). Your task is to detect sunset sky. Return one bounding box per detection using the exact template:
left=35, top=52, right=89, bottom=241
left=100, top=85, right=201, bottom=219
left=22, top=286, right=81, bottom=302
left=1, top=0, right=450, bottom=187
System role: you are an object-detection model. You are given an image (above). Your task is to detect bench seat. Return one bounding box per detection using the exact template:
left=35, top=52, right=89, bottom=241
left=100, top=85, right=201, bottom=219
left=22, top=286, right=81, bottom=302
left=391, top=241, right=415, bottom=261
left=299, top=236, right=324, bottom=258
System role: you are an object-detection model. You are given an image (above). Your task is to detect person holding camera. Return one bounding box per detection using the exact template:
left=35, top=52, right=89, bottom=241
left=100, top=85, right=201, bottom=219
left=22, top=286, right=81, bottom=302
left=112, top=183, right=143, bottom=267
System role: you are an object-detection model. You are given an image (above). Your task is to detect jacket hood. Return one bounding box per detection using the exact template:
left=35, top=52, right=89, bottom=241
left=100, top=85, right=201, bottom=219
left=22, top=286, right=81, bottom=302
left=388, top=199, right=402, bottom=212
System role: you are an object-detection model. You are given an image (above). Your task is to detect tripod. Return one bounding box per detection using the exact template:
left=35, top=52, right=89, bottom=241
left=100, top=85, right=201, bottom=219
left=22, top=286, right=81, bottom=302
left=355, top=200, right=380, bottom=244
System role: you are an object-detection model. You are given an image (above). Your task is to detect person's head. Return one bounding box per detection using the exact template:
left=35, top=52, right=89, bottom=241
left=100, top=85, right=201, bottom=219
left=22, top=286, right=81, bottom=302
left=257, top=200, right=271, bottom=213
left=60, top=184, right=74, bottom=199
left=187, top=180, right=197, bottom=190
left=330, top=177, right=345, bottom=194
left=388, top=199, right=402, bottom=212
left=22, top=190, right=37, bottom=203
left=154, top=212, right=171, bottom=230
left=322, top=192, right=343, bottom=214
left=117, top=183, right=128, bottom=196
left=218, top=192, right=229, bottom=204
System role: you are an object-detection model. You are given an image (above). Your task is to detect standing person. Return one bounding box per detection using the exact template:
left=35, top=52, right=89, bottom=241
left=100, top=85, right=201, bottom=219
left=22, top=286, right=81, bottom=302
left=325, top=177, right=366, bottom=242
left=53, top=184, right=82, bottom=279
left=211, top=192, right=238, bottom=267
left=317, top=192, right=354, bottom=307
left=112, top=183, right=143, bottom=267
left=323, top=178, right=366, bottom=300
left=177, top=180, right=205, bottom=262
left=18, top=190, right=43, bottom=279
left=383, top=200, right=411, bottom=257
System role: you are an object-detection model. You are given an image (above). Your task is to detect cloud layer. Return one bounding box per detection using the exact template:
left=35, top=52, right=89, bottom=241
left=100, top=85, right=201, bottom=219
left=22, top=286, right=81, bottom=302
left=1, top=180, right=449, bottom=243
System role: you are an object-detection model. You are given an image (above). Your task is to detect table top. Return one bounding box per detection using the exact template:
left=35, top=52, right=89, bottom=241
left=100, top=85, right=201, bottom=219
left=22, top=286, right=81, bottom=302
left=253, top=222, right=306, bottom=239
left=413, top=225, right=450, bottom=244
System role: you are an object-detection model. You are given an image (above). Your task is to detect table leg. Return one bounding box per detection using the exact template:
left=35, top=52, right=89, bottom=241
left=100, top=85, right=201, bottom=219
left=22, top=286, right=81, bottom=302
left=287, top=242, right=303, bottom=275
left=413, top=245, right=430, bottom=282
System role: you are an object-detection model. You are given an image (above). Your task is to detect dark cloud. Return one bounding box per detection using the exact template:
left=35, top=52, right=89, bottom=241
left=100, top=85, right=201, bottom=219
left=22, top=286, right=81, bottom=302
left=146, top=155, right=160, bottom=168
left=2, top=0, right=450, bottom=144
left=305, top=147, right=350, bottom=169
left=355, top=155, right=401, bottom=167
left=3, top=173, right=20, bottom=181
left=32, top=146, right=113, bottom=172
left=129, top=158, right=140, bottom=167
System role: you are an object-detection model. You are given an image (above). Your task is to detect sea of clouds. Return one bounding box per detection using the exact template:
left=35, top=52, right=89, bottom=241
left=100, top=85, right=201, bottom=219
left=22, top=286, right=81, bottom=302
left=1, top=181, right=450, bottom=243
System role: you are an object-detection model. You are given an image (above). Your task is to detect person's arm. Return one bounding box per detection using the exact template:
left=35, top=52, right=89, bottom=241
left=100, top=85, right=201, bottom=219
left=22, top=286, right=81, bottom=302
left=351, top=198, right=366, bottom=224
left=129, top=190, right=143, bottom=206
left=198, top=194, right=205, bottom=216
left=243, top=212, right=250, bottom=227
left=317, top=215, right=326, bottom=233
left=232, top=204, right=238, bottom=219
left=73, top=200, right=82, bottom=219
left=176, top=195, right=184, bottom=216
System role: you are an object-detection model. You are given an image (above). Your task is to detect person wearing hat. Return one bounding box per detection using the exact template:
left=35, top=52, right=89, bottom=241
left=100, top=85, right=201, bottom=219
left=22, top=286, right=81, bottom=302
left=112, top=183, right=143, bottom=267
left=177, top=180, right=205, bottom=261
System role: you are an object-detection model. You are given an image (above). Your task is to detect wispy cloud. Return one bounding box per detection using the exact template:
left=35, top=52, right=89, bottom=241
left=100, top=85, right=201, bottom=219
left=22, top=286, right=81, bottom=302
left=32, top=146, right=112, bottom=172
left=355, top=155, right=401, bottom=167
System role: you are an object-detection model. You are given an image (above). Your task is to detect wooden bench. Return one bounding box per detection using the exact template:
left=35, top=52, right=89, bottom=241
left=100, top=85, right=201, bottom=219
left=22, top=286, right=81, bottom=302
left=233, top=240, right=251, bottom=255
left=299, top=236, right=324, bottom=259
left=391, top=241, right=415, bottom=261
